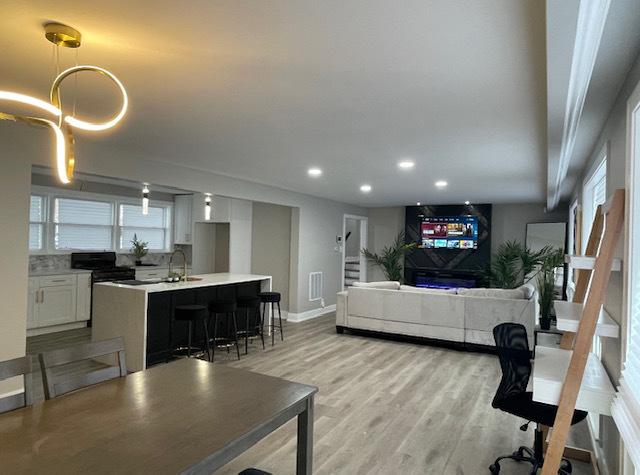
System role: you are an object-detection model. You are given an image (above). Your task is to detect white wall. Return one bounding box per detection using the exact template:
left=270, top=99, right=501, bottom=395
left=0, top=123, right=31, bottom=396
left=251, top=202, right=292, bottom=312
left=567, top=51, right=640, bottom=475
left=367, top=207, right=405, bottom=281
left=491, top=203, right=568, bottom=252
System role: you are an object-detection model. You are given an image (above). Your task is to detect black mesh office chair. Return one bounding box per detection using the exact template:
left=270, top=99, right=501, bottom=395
left=490, top=323, right=588, bottom=474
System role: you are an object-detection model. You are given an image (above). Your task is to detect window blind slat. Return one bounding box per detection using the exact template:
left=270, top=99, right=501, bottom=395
left=120, top=204, right=164, bottom=227
left=55, top=198, right=112, bottom=225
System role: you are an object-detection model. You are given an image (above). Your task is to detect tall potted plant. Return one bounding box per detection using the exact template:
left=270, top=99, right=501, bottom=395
left=361, top=232, right=416, bottom=283
left=536, top=248, right=565, bottom=330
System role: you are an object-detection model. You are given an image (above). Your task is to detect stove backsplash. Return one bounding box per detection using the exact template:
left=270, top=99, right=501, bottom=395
left=30, top=244, right=192, bottom=273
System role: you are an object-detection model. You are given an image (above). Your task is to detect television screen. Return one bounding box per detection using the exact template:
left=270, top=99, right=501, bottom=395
left=420, top=216, right=478, bottom=249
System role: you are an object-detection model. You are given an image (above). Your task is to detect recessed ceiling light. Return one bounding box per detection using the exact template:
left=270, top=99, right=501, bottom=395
left=464, top=200, right=470, bottom=205
left=398, top=159, right=415, bottom=170
left=416, top=202, right=421, bottom=206
left=360, top=184, right=372, bottom=193
left=435, top=180, right=448, bottom=188
left=307, top=167, right=322, bottom=177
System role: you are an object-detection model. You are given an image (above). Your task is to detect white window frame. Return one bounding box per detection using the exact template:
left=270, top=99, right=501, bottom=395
left=116, top=202, right=173, bottom=252
left=582, top=147, right=608, bottom=252
left=29, top=194, right=47, bottom=254
left=612, top=77, right=640, bottom=475
left=30, top=186, right=173, bottom=254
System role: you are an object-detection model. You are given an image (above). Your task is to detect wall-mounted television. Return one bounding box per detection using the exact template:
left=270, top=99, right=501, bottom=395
left=419, top=215, right=478, bottom=250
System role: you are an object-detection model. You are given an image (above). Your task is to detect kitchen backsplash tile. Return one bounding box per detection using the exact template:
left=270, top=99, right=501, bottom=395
left=29, top=245, right=192, bottom=273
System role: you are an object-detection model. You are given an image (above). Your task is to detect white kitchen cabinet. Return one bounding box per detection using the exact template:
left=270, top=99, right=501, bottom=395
left=135, top=266, right=192, bottom=280
left=174, top=194, right=193, bottom=244
left=135, top=267, right=169, bottom=280
left=38, top=284, right=77, bottom=327
left=76, top=273, right=91, bottom=322
left=27, top=273, right=90, bottom=331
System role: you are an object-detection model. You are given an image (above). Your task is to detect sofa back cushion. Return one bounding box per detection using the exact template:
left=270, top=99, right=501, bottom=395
left=352, top=281, right=401, bottom=290
left=457, top=287, right=528, bottom=300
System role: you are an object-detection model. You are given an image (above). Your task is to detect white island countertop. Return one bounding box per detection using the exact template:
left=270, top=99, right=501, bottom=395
left=95, top=273, right=271, bottom=293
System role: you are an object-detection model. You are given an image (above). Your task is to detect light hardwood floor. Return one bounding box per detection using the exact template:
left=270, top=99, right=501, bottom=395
left=26, top=315, right=592, bottom=475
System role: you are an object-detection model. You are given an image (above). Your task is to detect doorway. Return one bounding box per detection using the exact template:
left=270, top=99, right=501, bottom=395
left=341, top=214, right=368, bottom=290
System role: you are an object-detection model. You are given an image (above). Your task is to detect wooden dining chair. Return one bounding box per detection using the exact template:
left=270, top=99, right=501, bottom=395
left=0, top=355, right=33, bottom=413
left=39, top=337, right=127, bottom=399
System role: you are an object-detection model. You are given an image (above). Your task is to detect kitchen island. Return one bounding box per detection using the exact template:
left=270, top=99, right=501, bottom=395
left=93, top=273, right=272, bottom=372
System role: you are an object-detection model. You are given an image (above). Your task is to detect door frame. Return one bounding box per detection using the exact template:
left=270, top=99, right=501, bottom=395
left=341, top=214, right=368, bottom=291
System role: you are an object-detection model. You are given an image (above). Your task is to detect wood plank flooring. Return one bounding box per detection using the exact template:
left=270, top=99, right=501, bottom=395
left=26, top=315, right=593, bottom=474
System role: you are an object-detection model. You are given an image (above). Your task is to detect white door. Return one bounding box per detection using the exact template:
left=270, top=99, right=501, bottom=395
left=38, top=285, right=77, bottom=327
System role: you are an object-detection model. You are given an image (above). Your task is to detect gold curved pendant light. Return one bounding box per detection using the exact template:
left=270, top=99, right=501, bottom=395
left=0, top=23, right=127, bottom=184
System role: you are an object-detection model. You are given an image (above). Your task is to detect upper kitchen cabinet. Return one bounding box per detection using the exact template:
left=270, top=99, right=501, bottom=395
left=174, top=194, right=193, bottom=244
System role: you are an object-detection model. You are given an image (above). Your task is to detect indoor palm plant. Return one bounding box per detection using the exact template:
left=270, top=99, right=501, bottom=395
left=481, top=240, right=555, bottom=289
left=361, top=231, right=416, bottom=283
left=537, top=248, right=565, bottom=330
left=130, top=234, right=149, bottom=266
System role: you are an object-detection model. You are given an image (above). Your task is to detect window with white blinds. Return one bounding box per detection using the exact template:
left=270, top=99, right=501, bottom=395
left=28, top=188, right=173, bottom=253
left=611, top=95, right=640, bottom=471
left=118, top=204, right=169, bottom=251
left=29, top=195, right=45, bottom=251
left=54, top=197, right=114, bottom=250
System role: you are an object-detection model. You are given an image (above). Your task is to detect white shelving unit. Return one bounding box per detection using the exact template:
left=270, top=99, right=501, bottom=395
left=564, top=254, right=622, bottom=271
left=532, top=346, right=616, bottom=416
left=553, top=300, right=619, bottom=338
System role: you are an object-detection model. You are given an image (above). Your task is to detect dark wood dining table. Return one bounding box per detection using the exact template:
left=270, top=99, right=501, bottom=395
left=0, top=358, right=317, bottom=474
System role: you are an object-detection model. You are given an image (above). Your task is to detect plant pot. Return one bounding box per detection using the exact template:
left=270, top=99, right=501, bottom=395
left=539, top=316, right=552, bottom=330
left=135, top=260, right=142, bottom=266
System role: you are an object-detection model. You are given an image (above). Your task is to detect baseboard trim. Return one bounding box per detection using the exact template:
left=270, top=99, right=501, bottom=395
left=286, top=304, right=336, bottom=323
left=27, top=321, right=87, bottom=337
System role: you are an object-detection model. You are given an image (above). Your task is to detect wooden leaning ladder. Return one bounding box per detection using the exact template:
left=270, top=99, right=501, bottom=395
left=541, top=189, right=625, bottom=474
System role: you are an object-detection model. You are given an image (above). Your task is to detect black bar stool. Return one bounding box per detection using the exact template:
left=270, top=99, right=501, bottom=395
left=171, top=304, right=210, bottom=360
left=237, top=296, right=265, bottom=354
left=208, top=300, right=241, bottom=361
left=258, top=291, right=283, bottom=346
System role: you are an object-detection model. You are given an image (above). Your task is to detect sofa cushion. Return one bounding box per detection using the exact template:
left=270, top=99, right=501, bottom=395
left=399, top=285, right=458, bottom=295
left=457, top=287, right=527, bottom=300
left=352, top=281, right=400, bottom=290
left=519, top=283, right=536, bottom=299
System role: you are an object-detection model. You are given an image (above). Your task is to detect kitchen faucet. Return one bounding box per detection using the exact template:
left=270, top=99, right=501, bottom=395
left=169, top=249, right=188, bottom=282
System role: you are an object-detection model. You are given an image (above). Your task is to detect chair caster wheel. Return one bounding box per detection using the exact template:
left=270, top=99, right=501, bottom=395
left=489, top=463, right=500, bottom=474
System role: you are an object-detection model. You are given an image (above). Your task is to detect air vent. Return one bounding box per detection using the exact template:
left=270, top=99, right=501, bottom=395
left=309, top=272, right=323, bottom=301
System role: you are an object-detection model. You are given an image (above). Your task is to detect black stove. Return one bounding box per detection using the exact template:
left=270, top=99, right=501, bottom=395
left=71, top=252, right=134, bottom=280
left=71, top=252, right=136, bottom=323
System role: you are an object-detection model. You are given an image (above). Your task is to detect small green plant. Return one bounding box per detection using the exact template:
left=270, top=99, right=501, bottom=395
left=361, top=232, right=417, bottom=283
left=130, top=234, right=149, bottom=261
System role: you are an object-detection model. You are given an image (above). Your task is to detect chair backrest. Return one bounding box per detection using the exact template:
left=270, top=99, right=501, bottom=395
left=491, top=323, right=531, bottom=408
left=0, top=355, right=33, bottom=413
left=39, top=337, right=126, bottom=399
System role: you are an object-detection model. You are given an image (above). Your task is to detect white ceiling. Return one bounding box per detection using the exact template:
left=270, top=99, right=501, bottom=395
left=2, top=1, right=548, bottom=206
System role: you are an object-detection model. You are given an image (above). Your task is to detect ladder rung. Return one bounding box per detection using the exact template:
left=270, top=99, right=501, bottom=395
left=564, top=255, right=622, bottom=271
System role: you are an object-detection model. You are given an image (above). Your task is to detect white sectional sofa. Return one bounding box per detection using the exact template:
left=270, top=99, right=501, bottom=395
left=335, top=281, right=537, bottom=348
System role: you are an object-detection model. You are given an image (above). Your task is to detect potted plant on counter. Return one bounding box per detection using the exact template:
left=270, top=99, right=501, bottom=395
left=537, top=248, right=564, bottom=330
left=130, top=234, right=149, bottom=266
left=361, top=232, right=416, bottom=283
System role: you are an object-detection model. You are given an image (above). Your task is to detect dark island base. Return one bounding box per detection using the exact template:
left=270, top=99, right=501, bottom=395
left=147, top=282, right=261, bottom=367
left=335, top=325, right=498, bottom=355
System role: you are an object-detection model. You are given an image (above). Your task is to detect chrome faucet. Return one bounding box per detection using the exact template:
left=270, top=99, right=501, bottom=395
left=169, top=249, right=188, bottom=282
